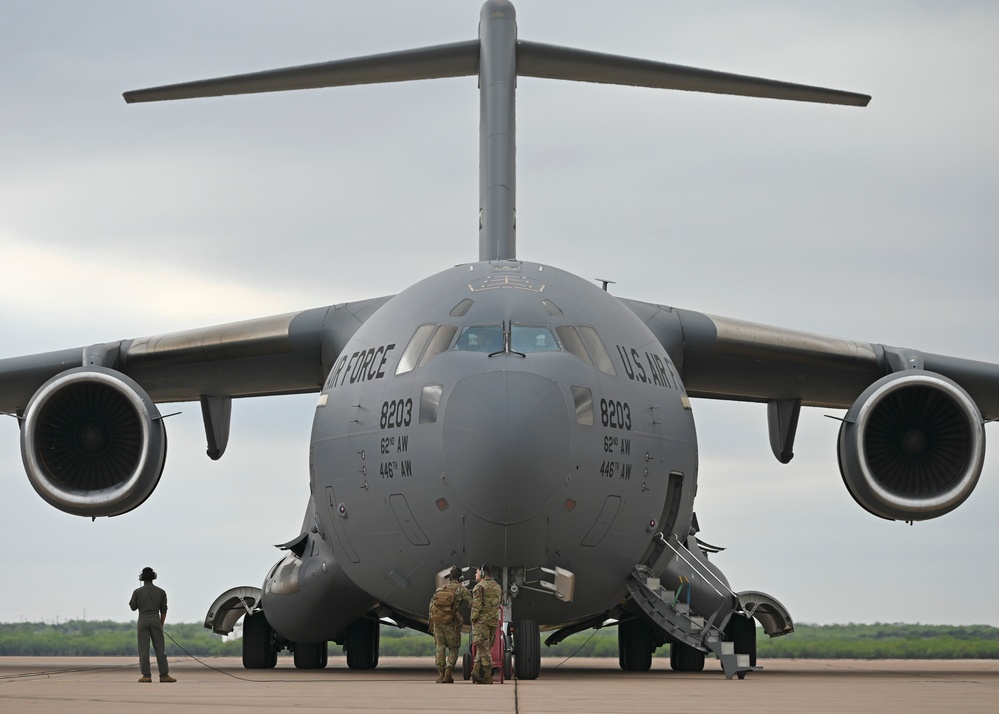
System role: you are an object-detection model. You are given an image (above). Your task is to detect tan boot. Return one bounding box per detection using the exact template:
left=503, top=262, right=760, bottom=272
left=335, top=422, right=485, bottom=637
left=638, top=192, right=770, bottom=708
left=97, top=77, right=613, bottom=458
left=435, top=666, right=445, bottom=683
left=443, top=667, right=454, bottom=684
left=482, top=668, right=494, bottom=685
left=471, top=662, right=483, bottom=683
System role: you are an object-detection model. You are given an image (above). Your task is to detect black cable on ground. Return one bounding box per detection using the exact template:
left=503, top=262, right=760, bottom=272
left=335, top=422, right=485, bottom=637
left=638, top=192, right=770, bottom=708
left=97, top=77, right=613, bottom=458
left=162, top=631, right=435, bottom=684
left=0, top=663, right=136, bottom=681
left=543, top=626, right=603, bottom=675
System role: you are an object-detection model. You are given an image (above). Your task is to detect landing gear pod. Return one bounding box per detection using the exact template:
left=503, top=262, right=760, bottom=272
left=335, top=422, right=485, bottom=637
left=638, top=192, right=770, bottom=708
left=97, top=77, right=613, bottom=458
left=20, top=366, right=167, bottom=518
left=837, top=371, right=985, bottom=521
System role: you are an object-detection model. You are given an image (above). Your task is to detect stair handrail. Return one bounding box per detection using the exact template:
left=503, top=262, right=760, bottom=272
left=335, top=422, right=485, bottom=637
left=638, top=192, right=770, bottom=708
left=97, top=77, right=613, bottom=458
left=660, top=534, right=738, bottom=602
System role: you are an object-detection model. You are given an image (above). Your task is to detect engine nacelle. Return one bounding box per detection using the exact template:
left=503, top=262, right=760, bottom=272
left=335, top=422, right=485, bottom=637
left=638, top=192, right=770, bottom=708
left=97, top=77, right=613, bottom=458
left=837, top=370, right=985, bottom=521
left=20, top=367, right=167, bottom=518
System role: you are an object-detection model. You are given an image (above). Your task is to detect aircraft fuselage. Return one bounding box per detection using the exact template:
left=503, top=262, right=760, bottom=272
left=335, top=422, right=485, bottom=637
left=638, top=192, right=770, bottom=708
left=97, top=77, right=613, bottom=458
left=310, top=259, right=698, bottom=627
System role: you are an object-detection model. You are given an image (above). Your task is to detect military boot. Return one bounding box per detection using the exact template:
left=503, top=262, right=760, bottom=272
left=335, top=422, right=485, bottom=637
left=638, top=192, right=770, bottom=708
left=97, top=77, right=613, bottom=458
left=443, top=666, right=454, bottom=683
left=435, top=666, right=445, bottom=683
left=481, top=667, right=494, bottom=685
left=470, top=661, right=483, bottom=683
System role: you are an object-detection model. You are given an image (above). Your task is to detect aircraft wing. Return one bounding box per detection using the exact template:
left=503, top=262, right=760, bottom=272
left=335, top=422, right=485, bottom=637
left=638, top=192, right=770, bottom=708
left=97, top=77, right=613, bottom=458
left=624, top=297, right=999, bottom=520
left=0, top=296, right=390, bottom=414
left=622, top=297, right=999, bottom=422
left=0, top=296, right=390, bottom=518
left=0, top=297, right=389, bottom=518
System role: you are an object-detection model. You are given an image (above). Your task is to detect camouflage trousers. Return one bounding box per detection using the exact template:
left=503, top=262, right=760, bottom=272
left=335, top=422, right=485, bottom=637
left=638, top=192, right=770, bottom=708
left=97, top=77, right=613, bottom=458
left=432, top=622, right=462, bottom=670
left=472, top=621, right=497, bottom=673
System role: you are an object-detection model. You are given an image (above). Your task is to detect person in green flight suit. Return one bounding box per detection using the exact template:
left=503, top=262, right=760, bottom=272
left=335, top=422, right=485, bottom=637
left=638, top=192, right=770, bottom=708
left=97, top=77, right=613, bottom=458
left=129, top=567, right=176, bottom=683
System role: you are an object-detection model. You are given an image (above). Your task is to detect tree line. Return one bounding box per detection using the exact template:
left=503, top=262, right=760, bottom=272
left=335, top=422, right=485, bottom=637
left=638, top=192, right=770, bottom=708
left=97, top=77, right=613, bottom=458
left=2, top=620, right=999, bottom=659
left=0, top=621, right=241, bottom=657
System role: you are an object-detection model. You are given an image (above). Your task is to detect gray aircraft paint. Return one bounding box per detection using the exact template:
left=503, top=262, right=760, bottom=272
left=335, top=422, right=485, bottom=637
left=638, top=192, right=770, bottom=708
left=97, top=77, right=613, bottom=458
left=306, top=260, right=697, bottom=628
left=1, top=0, right=997, bottom=675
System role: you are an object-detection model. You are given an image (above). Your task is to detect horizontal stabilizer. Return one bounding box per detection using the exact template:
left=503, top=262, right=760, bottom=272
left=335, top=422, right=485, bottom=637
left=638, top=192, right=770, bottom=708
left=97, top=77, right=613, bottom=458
left=124, top=38, right=868, bottom=108
left=123, top=41, right=480, bottom=103
left=516, top=41, right=870, bottom=106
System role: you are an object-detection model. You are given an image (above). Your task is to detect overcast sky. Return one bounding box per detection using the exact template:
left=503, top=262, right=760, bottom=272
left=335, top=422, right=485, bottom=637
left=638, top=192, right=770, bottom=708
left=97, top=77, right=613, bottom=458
left=2, top=1, right=998, bottom=631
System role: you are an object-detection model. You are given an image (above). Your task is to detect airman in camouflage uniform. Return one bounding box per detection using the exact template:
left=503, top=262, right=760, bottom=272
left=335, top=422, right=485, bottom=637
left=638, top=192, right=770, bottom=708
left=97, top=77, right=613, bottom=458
left=429, top=566, right=472, bottom=683
left=470, top=564, right=502, bottom=684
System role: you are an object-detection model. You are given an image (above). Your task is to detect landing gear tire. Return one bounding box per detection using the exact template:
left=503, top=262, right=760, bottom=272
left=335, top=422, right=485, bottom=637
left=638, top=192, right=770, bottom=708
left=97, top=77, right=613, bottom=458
left=618, top=618, right=654, bottom=672
left=724, top=614, right=758, bottom=667
left=344, top=617, right=380, bottom=670
left=242, top=611, right=277, bottom=669
left=293, top=640, right=328, bottom=669
left=670, top=641, right=705, bottom=672
left=513, top=619, right=541, bottom=680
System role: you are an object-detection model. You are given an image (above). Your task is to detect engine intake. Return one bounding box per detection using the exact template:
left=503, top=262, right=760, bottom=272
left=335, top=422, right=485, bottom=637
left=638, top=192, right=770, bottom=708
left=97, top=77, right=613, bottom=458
left=20, top=367, right=167, bottom=518
left=837, top=370, right=985, bottom=521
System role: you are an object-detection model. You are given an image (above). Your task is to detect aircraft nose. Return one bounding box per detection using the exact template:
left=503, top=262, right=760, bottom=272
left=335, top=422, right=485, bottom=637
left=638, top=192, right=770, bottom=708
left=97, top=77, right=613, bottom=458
left=442, top=370, right=569, bottom=524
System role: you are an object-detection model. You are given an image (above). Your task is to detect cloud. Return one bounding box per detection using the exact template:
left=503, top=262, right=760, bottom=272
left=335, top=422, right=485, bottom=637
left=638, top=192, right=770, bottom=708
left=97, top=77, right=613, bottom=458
left=2, top=0, right=998, bottom=629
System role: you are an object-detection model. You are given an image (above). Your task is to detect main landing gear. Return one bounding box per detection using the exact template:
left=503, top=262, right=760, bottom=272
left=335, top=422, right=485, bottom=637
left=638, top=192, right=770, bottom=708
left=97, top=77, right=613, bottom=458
left=618, top=617, right=654, bottom=672
left=293, top=640, right=328, bottom=669
left=343, top=616, right=380, bottom=670
left=242, top=611, right=277, bottom=669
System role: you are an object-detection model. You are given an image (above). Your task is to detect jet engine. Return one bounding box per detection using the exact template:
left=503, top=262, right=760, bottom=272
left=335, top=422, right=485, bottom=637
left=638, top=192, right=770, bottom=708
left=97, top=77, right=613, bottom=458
left=837, top=370, right=985, bottom=521
left=19, top=366, right=167, bottom=518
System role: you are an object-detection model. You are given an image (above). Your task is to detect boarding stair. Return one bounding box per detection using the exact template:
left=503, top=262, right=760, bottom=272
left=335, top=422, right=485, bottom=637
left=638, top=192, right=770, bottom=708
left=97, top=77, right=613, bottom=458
left=628, top=528, right=768, bottom=681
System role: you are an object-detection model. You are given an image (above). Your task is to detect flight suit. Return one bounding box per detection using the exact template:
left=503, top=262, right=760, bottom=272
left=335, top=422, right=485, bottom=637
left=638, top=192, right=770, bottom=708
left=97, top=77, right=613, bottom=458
left=129, top=581, right=170, bottom=680
left=470, top=574, right=502, bottom=683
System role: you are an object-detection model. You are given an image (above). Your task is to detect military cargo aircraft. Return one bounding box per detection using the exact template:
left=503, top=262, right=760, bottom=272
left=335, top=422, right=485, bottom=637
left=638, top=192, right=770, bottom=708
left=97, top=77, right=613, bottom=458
left=2, top=0, right=997, bottom=679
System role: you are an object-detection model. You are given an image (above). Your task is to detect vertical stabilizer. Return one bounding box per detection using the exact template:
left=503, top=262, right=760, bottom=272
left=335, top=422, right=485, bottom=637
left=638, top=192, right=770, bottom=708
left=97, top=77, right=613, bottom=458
left=478, top=0, right=518, bottom=262
left=123, top=0, right=869, bottom=265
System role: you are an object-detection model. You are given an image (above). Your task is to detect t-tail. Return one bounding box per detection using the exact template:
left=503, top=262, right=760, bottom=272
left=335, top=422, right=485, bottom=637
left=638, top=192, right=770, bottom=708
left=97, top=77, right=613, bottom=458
left=123, top=0, right=869, bottom=264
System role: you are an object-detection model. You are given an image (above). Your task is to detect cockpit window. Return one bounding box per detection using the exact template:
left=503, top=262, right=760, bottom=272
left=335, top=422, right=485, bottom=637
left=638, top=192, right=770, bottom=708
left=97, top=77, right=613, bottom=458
left=541, top=299, right=563, bottom=317
left=578, top=325, right=616, bottom=376
left=450, top=298, right=474, bottom=317
left=556, top=326, right=593, bottom=367
left=511, top=325, right=559, bottom=353
left=417, top=325, right=458, bottom=367
left=454, top=325, right=503, bottom=353
left=396, top=324, right=436, bottom=375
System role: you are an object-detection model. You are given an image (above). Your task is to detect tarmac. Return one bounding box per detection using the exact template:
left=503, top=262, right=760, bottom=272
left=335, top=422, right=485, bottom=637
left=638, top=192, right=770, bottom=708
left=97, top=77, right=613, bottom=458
left=1, top=656, right=997, bottom=713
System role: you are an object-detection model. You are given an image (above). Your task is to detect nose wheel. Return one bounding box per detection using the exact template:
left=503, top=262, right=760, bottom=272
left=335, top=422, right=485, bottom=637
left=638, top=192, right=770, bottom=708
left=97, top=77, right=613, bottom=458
left=512, top=619, right=540, bottom=680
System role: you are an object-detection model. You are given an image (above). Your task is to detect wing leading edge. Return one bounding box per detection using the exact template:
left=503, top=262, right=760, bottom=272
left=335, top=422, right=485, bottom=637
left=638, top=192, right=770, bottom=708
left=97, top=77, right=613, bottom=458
left=123, top=39, right=868, bottom=108
left=0, top=296, right=390, bottom=414
left=623, top=297, right=999, bottom=420
left=624, top=295, right=997, bottom=521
